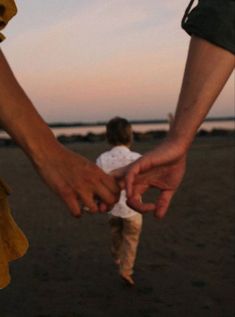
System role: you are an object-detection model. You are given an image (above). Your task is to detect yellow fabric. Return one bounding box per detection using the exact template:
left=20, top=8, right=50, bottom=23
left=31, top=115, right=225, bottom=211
left=0, top=178, right=29, bottom=289
left=0, top=0, right=17, bottom=42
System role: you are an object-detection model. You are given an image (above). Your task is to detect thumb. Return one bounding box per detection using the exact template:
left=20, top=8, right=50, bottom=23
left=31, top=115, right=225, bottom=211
left=110, top=165, right=128, bottom=178
left=110, top=166, right=128, bottom=190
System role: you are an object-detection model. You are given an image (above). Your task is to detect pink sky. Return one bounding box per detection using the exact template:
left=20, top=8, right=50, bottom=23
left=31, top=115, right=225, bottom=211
left=2, top=0, right=234, bottom=122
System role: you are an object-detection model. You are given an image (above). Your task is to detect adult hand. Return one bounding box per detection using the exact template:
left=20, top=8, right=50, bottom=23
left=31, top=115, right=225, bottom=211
left=123, top=37, right=234, bottom=218
left=116, top=139, right=187, bottom=218
left=34, top=144, right=120, bottom=217
left=0, top=49, right=120, bottom=217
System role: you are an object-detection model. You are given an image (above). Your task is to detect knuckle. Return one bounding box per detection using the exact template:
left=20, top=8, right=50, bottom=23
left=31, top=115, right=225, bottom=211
left=59, top=184, right=73, bottom=199
left=101, top=193, right=118, bottom=206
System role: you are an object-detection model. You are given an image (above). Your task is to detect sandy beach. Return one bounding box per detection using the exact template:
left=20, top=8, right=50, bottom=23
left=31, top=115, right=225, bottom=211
left=0, top=136, right=234, bottom=317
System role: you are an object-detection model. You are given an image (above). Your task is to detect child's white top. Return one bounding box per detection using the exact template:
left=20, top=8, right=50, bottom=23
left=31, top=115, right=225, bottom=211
left=96, top=145, right=141, bottom=218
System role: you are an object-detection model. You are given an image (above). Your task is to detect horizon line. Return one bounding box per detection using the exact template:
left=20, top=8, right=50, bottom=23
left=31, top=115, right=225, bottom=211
left=48, top=115, right=235, bottom=128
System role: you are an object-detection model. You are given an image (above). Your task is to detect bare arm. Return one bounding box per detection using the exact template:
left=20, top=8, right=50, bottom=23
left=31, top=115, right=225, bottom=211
left=125, top=37, right=234, bottom=218
left=168, top=36, right=234, bottom=150
left=0, top=49, right=120, bottom=216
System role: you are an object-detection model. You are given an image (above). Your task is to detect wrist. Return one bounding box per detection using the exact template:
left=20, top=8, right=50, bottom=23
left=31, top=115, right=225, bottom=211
left=166, top=127, right=194, bottom=156
left=163, top=134, right=190, bottom=158
left=28, top=132, right=63, bottom=169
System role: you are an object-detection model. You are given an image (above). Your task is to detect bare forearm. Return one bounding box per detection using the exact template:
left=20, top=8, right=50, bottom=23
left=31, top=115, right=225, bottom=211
left=125, top=38, right=234, bottom=216
left=0, top=49, right=61, bottom=165
left=0, top=49, right=120, bottom=215
left=168, top=36, right=235, bottom=152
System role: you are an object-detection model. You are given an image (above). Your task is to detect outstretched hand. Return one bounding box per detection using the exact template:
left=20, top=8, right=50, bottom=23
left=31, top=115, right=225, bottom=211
left=34, top=144, right=120, bottom=217
left=0, top=49, right=121, bottom=218
left=114, top=139, right=186, bottom=218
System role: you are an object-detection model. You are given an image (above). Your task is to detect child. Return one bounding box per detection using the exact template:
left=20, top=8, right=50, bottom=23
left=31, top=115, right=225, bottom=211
left=96, top=117, right=142, bottom=286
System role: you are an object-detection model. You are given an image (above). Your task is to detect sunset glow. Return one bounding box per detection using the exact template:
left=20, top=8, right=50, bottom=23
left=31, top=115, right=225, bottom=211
left=2, top=0, right=234, bottom=122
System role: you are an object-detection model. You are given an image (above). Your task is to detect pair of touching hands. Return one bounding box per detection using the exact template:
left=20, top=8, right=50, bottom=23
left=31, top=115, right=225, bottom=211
left=1, top=35, right=234, bottom=219
left=38, top=139, right=186, bottom=219
left=0, top=48, right=184, bottom=220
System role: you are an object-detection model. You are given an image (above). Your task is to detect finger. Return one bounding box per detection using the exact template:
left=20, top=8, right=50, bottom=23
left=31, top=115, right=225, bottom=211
left=79, top=191, right=98, bottom=214
left=117, top=178, right=125, bottom=190
left=110, top=165, right=129, bottom=182
left=62, top=193, right=82, bottom=218
left=101, top=174, right=120, bottom=195
left=95, top=183, right=120, bottom=206
left=127, top=197, right=156, bottom=213
left=98, top=202, right=109, bottom=213
left=111, top=168, right=126, bottom=190
left=125, top=164, right=141, bottom=198
left=154, top=190, right=175, bottom=219
left=126, top=185, right=155, bottom=213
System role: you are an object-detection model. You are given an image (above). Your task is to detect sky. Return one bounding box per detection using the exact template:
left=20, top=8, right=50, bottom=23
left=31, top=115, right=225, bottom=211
left=2, top=0, right=234, bottom=123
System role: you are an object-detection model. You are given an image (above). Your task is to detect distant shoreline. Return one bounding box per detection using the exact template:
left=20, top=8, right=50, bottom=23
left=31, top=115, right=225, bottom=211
left=0, top=116, right=234, bottom=147
left=47, top=116, right=235, bottom=129
left=0, top=127, right=234, bottom=147
left=0, top=116, right=234, bottom=133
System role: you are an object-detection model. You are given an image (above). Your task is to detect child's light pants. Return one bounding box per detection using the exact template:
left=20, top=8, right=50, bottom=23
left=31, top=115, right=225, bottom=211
left=109, top=213, right=142, bottom=276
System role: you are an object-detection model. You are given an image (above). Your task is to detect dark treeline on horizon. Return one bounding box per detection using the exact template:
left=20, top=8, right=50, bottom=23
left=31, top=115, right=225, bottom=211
left=1, top=116, right=235, bottom=147
left=48, top=116, right=235, bottom=129
left=0, top=116, right=234, bottom=133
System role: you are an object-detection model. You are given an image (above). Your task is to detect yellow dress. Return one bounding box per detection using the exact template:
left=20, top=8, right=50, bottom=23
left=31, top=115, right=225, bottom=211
left=0, top=0, right=17, bottom=42
left=0, top=0, right=28, bottom=289
left=0, top=179, right=29, bottom=289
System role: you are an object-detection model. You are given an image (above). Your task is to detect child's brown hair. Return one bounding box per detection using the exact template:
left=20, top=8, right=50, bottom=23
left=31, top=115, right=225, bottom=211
left=106, top=117, right=132, bottom=146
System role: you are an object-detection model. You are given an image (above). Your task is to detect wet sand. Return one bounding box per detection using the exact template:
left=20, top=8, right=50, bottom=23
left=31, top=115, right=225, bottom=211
left=0, top=136, right=234, bottom=317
